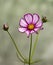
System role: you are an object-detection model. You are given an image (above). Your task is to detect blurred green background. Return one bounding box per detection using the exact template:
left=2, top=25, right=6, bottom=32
left=0, top=0, right=53, bottom=65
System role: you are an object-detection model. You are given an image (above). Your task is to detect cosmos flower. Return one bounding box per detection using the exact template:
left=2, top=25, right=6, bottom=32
left=18, top=13, right=43, bottom=37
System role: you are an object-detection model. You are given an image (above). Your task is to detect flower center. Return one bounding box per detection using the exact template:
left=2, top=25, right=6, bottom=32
left=28, top=24, right=34, bottom=30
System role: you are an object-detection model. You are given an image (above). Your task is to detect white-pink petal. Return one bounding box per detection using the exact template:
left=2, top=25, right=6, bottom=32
left=19, top=18, right=27, bottom=27
left=30, top=30, right=34, bottom=33
left=33, top=14, right=39, bottom=24
left=18, top=28, right=26, bottom=32
left=25, top=30, right=30, bottom=37
left=24, top=13, right=32, bottom=24
left=36, top=20, right=42, bottom=27
left=34, top=28, right=39, bottom=31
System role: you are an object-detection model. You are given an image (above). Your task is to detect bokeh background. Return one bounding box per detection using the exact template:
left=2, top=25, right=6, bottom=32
left=0, top=0, right=53, bottom=65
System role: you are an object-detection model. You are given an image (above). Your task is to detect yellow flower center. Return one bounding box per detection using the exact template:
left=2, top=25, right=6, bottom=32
left=28, top=24, right=34, bottom=30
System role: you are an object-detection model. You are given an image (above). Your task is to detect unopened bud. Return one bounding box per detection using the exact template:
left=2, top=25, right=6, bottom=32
left=3, top=24, right=9, bottom=31
left=42, top=16, right=47, bottom=23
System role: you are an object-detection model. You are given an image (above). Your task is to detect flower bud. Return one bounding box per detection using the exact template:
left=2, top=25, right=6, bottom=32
left=3, top=24, right=9, bottom=31
left=42, top=16, right=47, bottom=23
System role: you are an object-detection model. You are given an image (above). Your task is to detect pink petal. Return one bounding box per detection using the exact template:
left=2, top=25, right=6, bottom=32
left=18, top=28, right=26, bottom=32
left=24, top=13, right=33, bottom=24
left=19, top=18, right=27, bottom=27
left=30, top=30, right=34, bottom=33
left=33, top=14, right=39, bottom=24
left=25, top=30, right=30, bottom=37
left=34, top=28, right=39, bottom=31
left=36, top=20, right=43, bottom=27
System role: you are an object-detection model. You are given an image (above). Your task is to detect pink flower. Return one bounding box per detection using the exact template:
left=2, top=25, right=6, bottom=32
left=18, top=13, right=43, bottom=37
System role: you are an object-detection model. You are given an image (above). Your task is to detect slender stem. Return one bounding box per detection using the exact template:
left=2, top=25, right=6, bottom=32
left=29, top=34, right=32, bottom=65
left=31, top=59, right=42, bottom=64
left=7, top=31, right=26, bottom=61
left=31, top=32, right=39, bottom=59
left=16, top=52, right=25, bottom=63
left=17, top=51, right=42, bottom=64
left=6, top=31, right=41, bottom=64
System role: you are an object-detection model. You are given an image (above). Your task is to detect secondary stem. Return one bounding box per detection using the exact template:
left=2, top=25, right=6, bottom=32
left=29, top=34, right=32, bottom=65
left=31, top=32, right=40, bottom=59
left=7, top=31, right=26, bottom=61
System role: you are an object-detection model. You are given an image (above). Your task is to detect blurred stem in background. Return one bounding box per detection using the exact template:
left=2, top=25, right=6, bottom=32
left=31, top=31, right=40, bottom=60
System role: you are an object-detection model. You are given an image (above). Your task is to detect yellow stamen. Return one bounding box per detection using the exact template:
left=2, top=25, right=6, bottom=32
left=28, top=24, right=34, bottom=30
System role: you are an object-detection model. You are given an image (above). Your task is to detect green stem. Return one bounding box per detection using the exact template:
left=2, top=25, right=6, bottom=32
left=17, top=51, right=42, bottom=64
left=29, top=34, right=32, bottom=65
left=7, top=31, right=26, bottom=61
left=17, top=51, right=41, bottom=64
left=6, top=31, right=41, bottom=64
left=16, top=52, right=25, bottom=63
left=31, top=59, right=42, bottom=64
left=31, top=32, right=39, bottom=59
